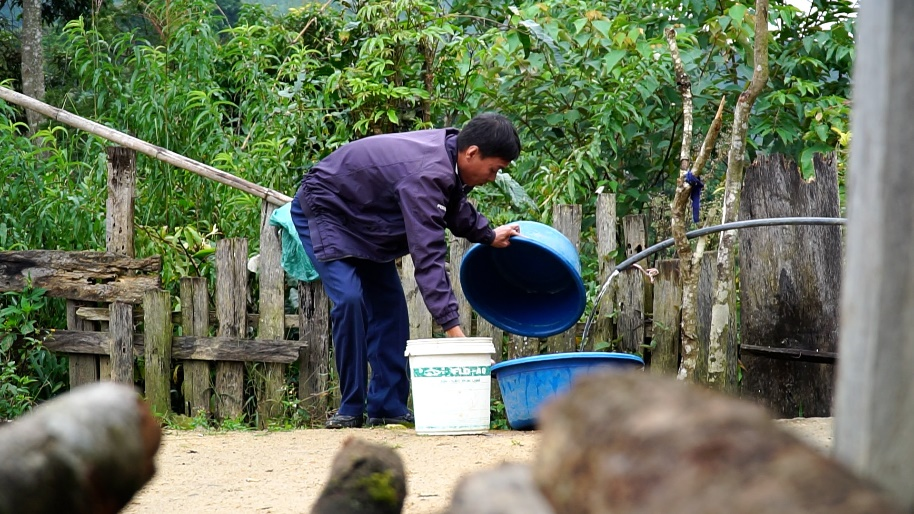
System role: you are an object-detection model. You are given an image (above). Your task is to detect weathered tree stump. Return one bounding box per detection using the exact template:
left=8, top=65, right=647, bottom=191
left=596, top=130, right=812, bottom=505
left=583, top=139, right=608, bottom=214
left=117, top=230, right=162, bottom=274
left=738, top=153, right=841, bottom=417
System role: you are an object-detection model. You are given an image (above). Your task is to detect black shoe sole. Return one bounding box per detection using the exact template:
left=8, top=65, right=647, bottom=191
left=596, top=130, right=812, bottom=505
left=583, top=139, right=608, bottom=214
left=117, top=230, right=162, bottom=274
left=367, top=417, right=415, bottom=428
left=324, top=416, right=364, bottom=429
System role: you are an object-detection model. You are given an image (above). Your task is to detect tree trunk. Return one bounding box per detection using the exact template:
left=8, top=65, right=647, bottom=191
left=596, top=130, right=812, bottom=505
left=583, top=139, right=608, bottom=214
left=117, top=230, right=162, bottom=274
left=19, top=0, right=45, bottom=135
left=706, top=0, right=769, bottom=391
left=664, top=27, right=724, bottom=382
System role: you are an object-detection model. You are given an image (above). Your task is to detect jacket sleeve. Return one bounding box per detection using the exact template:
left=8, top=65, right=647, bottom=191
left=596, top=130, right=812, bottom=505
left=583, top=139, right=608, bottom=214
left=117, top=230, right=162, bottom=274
left=445, top=193, right=495, bottom=245
left=395, top=172, right=462, bottom=331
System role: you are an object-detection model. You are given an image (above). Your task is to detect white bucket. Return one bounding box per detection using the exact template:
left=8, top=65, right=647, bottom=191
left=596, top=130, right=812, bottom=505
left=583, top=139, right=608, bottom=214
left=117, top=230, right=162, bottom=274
left=405, top=337, right=495, bottom=435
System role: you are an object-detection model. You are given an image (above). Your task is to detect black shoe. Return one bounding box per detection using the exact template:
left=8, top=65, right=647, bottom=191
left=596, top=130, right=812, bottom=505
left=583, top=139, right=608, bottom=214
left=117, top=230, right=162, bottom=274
left=367, top=411, right=415, bottom=427
left=324, top=413, right=364, bottom=429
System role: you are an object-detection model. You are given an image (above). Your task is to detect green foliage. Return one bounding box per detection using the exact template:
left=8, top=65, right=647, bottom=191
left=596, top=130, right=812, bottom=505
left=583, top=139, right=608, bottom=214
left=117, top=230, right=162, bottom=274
left=490, top=397, right=508, bottom=430
left=0, top=283, right=67, bottom=419
left=137, top=223, right=221, bottom=292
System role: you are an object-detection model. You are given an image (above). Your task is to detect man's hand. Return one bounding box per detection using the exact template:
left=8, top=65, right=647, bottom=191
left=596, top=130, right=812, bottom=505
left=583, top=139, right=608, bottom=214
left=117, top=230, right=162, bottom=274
left=491, top=224, right=521, bottom=248
left=445, top=326, right=467, bottom=337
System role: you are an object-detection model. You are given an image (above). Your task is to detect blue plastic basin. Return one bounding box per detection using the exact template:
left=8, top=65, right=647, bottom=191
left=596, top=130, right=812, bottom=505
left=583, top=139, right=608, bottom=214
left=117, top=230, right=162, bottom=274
left=491, top=352, right=645, bottom=430
left=459, top=220, right=587, bottom=338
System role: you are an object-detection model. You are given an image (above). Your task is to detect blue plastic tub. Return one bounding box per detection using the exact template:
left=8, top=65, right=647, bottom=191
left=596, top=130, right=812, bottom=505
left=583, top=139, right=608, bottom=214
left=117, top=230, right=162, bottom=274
left=491, top=352, right=645, bottom=430
left=459, top=220, right=587, bottom=338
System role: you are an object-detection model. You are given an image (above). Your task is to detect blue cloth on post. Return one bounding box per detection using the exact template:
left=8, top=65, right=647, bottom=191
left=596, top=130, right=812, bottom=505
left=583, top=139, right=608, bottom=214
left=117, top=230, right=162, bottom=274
left=268, top=202, right=319, bottom=282
left=684, top=170, right=704, bottom=223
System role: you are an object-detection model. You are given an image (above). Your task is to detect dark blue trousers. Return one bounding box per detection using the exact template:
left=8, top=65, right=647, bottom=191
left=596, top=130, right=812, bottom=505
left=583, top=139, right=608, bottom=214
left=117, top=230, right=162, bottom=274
left=290, top=200, right=411, bottom=419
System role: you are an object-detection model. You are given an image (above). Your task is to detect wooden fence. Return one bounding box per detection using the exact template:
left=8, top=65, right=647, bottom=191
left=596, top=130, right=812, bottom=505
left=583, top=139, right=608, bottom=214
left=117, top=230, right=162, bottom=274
left=0, top=148, right=842, bottom=423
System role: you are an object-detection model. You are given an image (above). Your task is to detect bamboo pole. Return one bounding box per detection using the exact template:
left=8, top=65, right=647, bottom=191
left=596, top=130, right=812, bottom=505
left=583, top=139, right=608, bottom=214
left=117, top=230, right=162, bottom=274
left=0, top=86, right=292, bottom=206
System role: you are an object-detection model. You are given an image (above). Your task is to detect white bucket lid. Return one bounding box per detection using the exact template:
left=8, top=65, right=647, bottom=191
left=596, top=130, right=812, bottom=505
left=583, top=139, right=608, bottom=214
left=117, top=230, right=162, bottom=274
left=405, top=337, right=495, bottom=357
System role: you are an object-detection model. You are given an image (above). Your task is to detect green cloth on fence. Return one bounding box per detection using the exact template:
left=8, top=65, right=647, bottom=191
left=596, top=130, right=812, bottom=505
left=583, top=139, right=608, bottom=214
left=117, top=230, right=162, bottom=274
left=269, top=202, right=319, bottom=282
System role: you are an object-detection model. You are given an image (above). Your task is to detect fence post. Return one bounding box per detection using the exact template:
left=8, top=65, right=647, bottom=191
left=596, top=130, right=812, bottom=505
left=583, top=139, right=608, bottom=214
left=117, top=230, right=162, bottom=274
left=547, top=204, right=582, bottom=353
left=299, top=281, right=332, bottom=421
left=592, top=193, right=618, bottom=351
left=508, top=333, right=536, bottom=359
left=616, top=214, right=647, bottom=353
left=696, top=253, right=716, bottom=383
left=834, top=4, right=914, bottom=505
left=401, top=255, right=433, bottom=339
left=449, top=233, right=473, bottom=334
left=180, top=277, right=211, bottom=417
left=255, top=201, right=286, bottom=427
left=104, top=146, right=137, bottom=383
left=215, top=238, right=248, bottom=420
left=650, top=259, right=681, bottom=375
left=66, top=301, right=97, bottom=387
left=144, top=289, right=172, bottom=414
left=108, top=302, right=133, bottom=384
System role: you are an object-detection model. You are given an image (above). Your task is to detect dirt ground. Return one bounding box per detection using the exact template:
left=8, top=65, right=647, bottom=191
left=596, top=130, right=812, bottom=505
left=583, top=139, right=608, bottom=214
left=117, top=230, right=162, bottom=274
left=124, top=417, right=833, bottom=514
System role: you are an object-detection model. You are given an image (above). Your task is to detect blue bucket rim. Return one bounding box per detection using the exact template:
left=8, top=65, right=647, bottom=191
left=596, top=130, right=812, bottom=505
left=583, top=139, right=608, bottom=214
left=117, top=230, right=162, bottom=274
left=491, top=351, right=644, bottom=373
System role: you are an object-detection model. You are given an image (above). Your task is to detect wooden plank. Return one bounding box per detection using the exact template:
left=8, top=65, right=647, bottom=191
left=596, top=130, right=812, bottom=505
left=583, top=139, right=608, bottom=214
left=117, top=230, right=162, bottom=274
left=0, top=251, right=160, bottom=303
left=175, top=337, right=303, bottom=363
left=547, top=204, right=582, bottom=353
left=616, top=269, right=645, bottom=354
left=650, top=259, right=681, bottom=375
left=214, top=239, right=247, bottom=420
left=298, top=280, right=332, bottom=419
left=478, top=315, right=505, bottom=403
left=75, top=306, right=300, bottom=329
left=66, top=300, right=97, bottom=387
left=43, top=331, right=307, bottom=363
left=108, top=302, right=133, bottom=384
left=98, top=342, right=111, bottom=382
left=143, top=289, right=172, bottom=415
left=180, top=277, right=211, bottom=417
left=696, top=253, right=715, bottom=383
left=592, top=193, right=618, bottom=351
left=616, top=215, right=646, bottom=354
left=507, top=333, right=537, bottom=359
left=256, top=201, right=286, bottom=426
left=401, top=255, right=433, bottom=339
left=738, top=154, right=840, bottom=417
left=622, top=214, right=648, bottom=267
left=448, top=232, right=473, bottom=333
left=476, top=318, right=504, bottom=361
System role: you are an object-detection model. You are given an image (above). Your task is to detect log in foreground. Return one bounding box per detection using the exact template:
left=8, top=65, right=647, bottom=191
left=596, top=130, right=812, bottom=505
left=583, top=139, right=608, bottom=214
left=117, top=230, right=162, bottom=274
left=0, top=382, right=162, bottom=514
left=311, top=437, right=407, bottom=514
left=534, top=372, right=904, bottom=514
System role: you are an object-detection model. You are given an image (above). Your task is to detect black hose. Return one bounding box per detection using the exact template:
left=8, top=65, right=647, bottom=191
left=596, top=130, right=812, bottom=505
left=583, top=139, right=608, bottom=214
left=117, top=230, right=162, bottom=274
left=615, top=216, right=846, bottom=272
left=578, top=216, right=846, bottom=352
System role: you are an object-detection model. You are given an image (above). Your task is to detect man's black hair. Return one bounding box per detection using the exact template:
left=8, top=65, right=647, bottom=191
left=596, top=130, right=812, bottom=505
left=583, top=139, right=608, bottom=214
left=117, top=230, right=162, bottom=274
left=457, top=112, right=521, bottom=162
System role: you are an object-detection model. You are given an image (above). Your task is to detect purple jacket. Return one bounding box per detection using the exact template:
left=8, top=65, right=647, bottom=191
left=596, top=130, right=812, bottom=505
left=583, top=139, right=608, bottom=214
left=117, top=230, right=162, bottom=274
left=294, top=128, right=495, bottom=330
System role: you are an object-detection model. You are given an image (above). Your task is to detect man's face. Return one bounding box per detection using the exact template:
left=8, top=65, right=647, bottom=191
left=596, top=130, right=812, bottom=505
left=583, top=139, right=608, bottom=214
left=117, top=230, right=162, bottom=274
left=457, top=145, right=511, bottom=187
